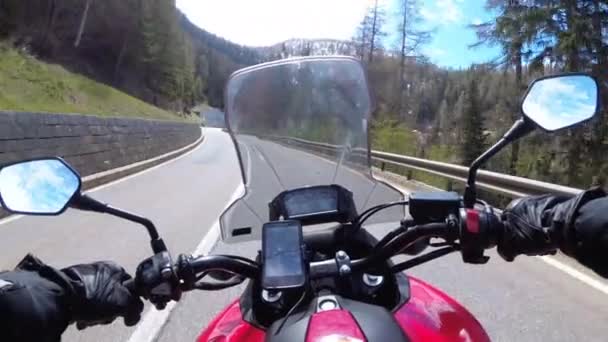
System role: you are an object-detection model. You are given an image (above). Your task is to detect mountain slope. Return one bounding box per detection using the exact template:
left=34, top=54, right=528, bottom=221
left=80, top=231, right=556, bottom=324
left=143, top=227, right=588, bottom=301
left=0, top=44, right=191, bottom=121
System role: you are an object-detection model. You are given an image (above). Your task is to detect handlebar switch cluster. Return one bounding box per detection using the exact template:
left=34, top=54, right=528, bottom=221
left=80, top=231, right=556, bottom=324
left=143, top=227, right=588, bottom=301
left=135, top=251, right=181, bottom=309
left=459, top=204, right=501, bottom=264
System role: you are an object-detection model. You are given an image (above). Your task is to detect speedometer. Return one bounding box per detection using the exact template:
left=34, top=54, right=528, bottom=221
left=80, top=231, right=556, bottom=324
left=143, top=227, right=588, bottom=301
left=269, top=185, right=357, bottom=225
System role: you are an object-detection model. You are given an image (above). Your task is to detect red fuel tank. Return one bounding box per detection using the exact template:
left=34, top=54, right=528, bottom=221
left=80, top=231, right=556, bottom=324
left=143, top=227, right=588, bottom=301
left=394, top=276, right=491, bottom=341
left=197, top=276, right=490, bottom=342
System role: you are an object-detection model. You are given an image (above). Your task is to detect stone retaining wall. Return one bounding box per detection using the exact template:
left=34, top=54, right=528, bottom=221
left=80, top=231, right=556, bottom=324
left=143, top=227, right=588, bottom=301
left=0, top=111, right=201, bottom=177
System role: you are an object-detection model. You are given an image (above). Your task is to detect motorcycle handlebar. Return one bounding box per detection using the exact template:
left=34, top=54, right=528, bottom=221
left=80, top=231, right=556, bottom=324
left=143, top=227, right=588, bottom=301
left=176, top=221, right=466, bottom=283
left=187, top=255, right=260, bottom=279
left=127, top=206, right=505, bottom=298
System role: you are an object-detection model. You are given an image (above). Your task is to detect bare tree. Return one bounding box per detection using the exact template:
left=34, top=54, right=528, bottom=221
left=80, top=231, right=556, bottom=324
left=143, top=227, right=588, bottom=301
left=353, top=0, right=386, bottom=63
left=396, top=0, right=430, bottom=115
left=74, top=0, right=92, bottom=47
left=368, top=0, right=386, bottom=63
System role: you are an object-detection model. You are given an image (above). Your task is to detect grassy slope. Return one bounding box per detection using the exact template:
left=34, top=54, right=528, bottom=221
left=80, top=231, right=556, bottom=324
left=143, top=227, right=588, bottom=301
left=0, top=45, right=196, bottom=122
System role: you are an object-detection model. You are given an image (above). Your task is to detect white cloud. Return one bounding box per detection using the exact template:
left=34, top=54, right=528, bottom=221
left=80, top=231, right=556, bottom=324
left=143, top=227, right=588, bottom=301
left=421, top=0, right=464, bottom=25
left=472, top=18, right=483, bottom=25
left=176, top=0, right=377, bottom=46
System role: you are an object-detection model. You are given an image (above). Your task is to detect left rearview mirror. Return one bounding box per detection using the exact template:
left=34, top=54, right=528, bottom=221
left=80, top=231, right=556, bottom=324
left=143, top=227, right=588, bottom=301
left=0, top=158, right=81, bottom=215
left=522, top=74, right=599, bottom=131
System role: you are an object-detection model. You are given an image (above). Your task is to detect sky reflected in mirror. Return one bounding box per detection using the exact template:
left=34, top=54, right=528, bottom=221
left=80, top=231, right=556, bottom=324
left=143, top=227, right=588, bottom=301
left=522, top=75, right=597, bottom=131
left=0, top=159, right=79, bottom=214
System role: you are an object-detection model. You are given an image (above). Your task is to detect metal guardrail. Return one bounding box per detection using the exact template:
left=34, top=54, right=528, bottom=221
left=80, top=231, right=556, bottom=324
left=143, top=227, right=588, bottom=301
left=371, top=150, right=581, bottom=198
left=269, top=136, right=582, bottom=198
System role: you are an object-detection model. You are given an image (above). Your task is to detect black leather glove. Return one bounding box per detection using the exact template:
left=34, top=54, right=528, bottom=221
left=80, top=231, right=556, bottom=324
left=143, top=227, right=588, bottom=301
left=62, top=261, right=144, bottom=329
left=498, top=187, right=606, bottom=264
left=1, top=255, right=74, bottom=342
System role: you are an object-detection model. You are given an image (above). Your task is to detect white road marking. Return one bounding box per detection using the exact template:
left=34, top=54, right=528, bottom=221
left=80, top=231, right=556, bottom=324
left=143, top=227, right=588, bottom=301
left=126, top=183, right=245, bottom=342
left=538, top=255, right=608, bottom=295
left=0, top=129, right=206, bottom=226
left=85, top=133, right=206, bottom=193
left=378, top=173, right=608, bottom=295
left=0, top=214, right=24, bottom=226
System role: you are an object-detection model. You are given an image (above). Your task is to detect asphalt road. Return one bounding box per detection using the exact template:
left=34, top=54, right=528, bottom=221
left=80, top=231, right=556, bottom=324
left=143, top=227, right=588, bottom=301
left=0, top=127, right=242, bottom=342
left=158, top=132, right=608, bottom=341
left=2, top=125, right=608, bottom=341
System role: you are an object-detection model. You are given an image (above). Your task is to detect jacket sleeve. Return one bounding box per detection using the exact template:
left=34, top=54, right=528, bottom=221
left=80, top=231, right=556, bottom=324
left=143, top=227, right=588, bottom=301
left=0, top=255, right=74, bottom=342
left=568, top=195, right=608, bottom=277
left=500, top=187, right=608, bottom=278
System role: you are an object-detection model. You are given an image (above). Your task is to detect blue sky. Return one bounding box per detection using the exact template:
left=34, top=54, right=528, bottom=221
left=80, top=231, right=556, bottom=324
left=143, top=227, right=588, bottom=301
left=176, top=0, right=500, bottom=69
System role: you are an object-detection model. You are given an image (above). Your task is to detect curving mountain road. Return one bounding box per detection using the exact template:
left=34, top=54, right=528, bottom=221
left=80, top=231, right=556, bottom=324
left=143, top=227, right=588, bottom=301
left=1, top=122, right=607, bottom=341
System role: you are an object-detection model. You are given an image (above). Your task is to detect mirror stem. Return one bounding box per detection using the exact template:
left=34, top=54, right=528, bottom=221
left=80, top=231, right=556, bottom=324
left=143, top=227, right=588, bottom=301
left=72, top=194, right=167, bottom=253
left=463, top=118, right=534, bottom=208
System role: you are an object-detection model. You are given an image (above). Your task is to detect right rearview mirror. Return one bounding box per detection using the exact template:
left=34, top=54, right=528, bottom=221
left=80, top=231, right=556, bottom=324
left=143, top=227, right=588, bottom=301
left=0, top=158, right=81, bottom=215
left=522, top=74, right=599, bottom=131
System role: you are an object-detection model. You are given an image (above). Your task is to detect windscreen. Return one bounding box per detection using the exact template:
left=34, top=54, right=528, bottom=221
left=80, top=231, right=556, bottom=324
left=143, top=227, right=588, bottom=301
left=220, top=56, right=404, bottom=242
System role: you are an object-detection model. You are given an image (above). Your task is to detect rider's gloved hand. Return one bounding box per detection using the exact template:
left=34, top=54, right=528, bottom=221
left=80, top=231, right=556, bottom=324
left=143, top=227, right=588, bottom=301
left=62, top=261, right=144, bottom=329
left=1, top=255, right=144, bottom=341
left=498, top=187, right=608, bottom=276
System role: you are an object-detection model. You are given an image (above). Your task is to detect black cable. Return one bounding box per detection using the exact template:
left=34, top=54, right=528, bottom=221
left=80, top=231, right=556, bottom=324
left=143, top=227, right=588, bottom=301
left=274, top=290, right=307, bottom=335
left=193, top=276, right=245, bottom=291
left=372, top=225, right=406, bottom=252
left=210, top=255, right=259, bottom=266
left=355, top=201, right=408, bottom=228
left=428, top=241, right=455, bottom=248
left=390, top=246, right=458, bottom=273
left=192, top=272, right=246, bottom=290
left=353, top=222, right=448, bottom=270
left=356, top=201, right=408, bottom=223
left=196, top=271, right=209, bottom=282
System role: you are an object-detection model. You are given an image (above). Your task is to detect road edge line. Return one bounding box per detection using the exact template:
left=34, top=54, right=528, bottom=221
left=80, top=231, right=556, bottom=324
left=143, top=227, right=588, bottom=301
left=126, top=183, right=245, bottom=342
left=376, top=174, right=608, bottom=296
left=538, top=255, right=608, bottom=295
left=82, top=128, right=205, bottom=190
left=86, top=131, right=206, bottom=193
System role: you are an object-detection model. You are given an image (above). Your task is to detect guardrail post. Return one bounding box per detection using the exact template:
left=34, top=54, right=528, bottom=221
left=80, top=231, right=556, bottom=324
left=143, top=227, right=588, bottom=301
left=381, top=161, right=386, bottom=171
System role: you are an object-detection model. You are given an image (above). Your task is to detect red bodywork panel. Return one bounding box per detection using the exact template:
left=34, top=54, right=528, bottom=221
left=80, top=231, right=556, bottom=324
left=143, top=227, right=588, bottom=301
left=196, top=300, right=265, bottom=342
left=197, top=276, right=490, bottom=342
left=395, top=276, right=491, bottom=341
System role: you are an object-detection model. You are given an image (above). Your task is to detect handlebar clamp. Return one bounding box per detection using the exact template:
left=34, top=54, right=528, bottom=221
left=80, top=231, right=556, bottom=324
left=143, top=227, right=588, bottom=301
left=335, top=250, right=352, bottom=276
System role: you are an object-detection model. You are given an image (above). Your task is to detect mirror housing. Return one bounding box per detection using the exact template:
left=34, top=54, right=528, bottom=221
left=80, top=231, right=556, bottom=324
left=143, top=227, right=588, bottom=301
left=521, top=73, right=599, bottom=132
left=522, top=73, right=599, bottom=131
left=0, top=158, right=81, bottom=215
left=463, top=73, right=599, bottom=208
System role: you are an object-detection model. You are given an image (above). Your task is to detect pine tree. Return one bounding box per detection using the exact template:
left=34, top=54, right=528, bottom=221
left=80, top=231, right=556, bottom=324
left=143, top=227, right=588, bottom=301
left=460, top=76, right=485, bottom=166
